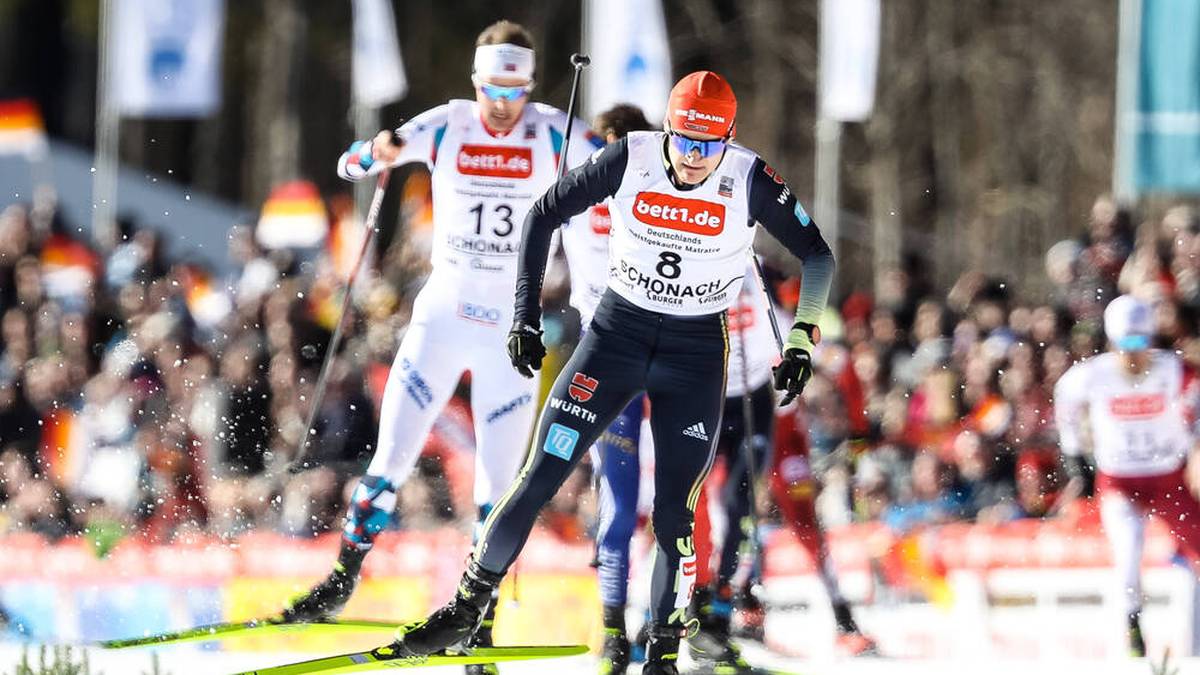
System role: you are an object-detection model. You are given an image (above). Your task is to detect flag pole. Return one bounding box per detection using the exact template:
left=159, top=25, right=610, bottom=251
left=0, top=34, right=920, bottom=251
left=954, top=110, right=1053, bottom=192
left=92, top=0, right=120, bottom=250
left=1112, top=0, right=1142, bottom=204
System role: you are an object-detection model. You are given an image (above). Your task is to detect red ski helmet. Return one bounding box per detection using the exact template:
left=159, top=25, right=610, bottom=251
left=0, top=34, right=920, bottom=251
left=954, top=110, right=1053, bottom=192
left=667, top=71, right=737, bottom=139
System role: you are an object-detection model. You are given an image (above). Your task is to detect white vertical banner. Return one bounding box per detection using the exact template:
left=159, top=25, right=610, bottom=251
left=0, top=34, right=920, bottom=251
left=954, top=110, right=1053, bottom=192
left=819, top=0, right=880, bottom=122
left=583, top=0, right=673, bottom=123
left=352, top=0, right=408, bottom=108
left=111, top=0, right=225, bottom=117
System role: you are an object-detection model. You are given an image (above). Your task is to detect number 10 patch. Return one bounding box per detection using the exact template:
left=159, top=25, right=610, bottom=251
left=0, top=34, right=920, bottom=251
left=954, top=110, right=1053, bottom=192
left=543, top=423, right=580, bottom=460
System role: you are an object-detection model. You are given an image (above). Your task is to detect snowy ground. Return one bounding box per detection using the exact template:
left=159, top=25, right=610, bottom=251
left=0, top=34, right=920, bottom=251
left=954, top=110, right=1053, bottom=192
left=0, top=643, right=1193, bottom=675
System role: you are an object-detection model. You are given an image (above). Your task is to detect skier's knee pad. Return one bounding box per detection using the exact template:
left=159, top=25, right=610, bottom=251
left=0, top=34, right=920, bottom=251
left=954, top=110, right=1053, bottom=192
left=342, top=475, right=397, bottom=550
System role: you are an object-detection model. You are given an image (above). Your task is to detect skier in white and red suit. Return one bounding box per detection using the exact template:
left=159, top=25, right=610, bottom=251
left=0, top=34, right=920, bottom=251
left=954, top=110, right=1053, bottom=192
left=1054, top=293, right=1200, bottom=657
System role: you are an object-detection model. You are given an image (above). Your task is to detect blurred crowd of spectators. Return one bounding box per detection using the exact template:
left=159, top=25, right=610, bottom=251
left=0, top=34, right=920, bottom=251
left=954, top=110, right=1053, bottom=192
left=0, top=186, right=470, bottom=547
left=799, top=195, right=1200, bottom=534
left=0, top=188, right=1197, bottom=553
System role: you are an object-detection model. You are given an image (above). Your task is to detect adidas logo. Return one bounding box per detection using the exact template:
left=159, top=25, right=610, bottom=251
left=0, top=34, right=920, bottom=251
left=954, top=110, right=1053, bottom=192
left=682, top=421, right=709, bottom=441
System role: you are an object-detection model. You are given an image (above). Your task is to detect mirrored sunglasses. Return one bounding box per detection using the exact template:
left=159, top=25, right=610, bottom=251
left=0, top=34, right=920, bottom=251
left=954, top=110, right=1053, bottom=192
left=668, top=129, right=728, bottom=158
left=478, top=82, right=531, bottom=102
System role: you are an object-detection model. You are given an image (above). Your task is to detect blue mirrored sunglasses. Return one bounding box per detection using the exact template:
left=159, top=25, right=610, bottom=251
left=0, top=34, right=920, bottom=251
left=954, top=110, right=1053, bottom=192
left=668, top=130, right=728, bottom=158
left=479, top=82, right=531, bottom=102
left=1116, top=334, right=1150, bottom=351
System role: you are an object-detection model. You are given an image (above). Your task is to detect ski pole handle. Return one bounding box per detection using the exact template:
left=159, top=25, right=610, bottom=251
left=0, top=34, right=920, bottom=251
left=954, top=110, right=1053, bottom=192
left=555, top=53, right=591, bottom=179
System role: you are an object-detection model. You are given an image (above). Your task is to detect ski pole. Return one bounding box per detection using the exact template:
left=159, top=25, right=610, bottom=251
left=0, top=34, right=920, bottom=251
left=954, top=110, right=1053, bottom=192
left=554, top=53, right=591, bottom=179
left=288, top=170, right=391, bottom=474
left=750, top=253, right=785, bottom=353
left=510, top=53, right=590, bottom=607
left=734, top=293, right=766, bottom=587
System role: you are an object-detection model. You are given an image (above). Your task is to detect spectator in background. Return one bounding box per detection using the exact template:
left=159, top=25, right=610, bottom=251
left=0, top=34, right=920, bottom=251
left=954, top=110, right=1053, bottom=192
left=218, top=336, right=273, bottom=475
left=950, top=430, right=1017, bottom=523
left=0, top=447, right=74, bottom=541
left=1014, top=451, right=1061, bottom=519
left=883, top=451, right=970, bottom=533
left=1076, top=195, right=1133, bottom=319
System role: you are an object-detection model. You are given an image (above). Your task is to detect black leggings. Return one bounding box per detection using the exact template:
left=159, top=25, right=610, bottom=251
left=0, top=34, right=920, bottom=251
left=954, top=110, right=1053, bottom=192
left=474, top=290, right=728, bottom=627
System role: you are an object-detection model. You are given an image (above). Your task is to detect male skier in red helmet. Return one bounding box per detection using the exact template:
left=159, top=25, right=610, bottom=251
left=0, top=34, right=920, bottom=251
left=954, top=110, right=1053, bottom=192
left=386, top=71, right=836, bottom=675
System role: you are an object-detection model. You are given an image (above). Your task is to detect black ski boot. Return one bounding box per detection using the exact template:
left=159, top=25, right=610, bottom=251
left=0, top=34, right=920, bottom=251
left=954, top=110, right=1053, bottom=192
left=641, top=623, right=683, bottom=675
left=281, top=543, right=366, bottom=622
left=1128, top=610, right=1146, bottom=657
left=687, top=586, right=752, bottom=672
left=464, top=591, right=500, bottom=675
left=391, top=560, right=503, bottom=657
left=599, top=605, right=631, bottom=675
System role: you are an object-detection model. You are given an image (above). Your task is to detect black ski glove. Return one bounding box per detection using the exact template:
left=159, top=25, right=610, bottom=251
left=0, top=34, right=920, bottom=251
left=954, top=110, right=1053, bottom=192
left=506, top=321, right=546, bottom=378
left=772, top=321, right=818, bottom=406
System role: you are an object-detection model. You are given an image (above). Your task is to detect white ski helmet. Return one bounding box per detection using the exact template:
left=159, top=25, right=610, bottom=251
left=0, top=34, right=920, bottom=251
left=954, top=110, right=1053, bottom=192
left=1103, top=294, right=1153, bottom=351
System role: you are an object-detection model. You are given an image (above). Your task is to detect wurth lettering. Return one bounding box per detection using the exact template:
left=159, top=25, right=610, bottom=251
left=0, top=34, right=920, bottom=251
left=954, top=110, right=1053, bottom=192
left=549, top=397, right=598, bottom=424
left=777, top=184, right=792, bottom=205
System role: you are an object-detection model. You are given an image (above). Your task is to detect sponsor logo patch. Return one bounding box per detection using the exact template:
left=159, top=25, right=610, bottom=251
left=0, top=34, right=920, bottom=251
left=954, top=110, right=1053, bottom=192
left=674, top=552, right=698, bottom=609
left=676, top=108, right=727, bottom=124
left=569, top=372, right=599, bottom=403
left=794, top=201, right=811, bottom=226
left=590, top=204, right=612, bottom=235
left=682, top=421, right=710, bottom=441
left=718, top=175, right=734, bottom=198
left=763, top=164, right=786, bottom=184
left=598, top=430, right=637, bottom=454
left=485, top=392, right=532, bottom=424
left=399, top=358, right=433, bottom=410
left=1109, top=393, right=1166, bottom=419
left=457, top=302, right=502, bottom=326
left=632, top=192, right=726, bottom=236
left=456, top=144, right=533, bottom=178
left=543, top=423, right=580, bottom=460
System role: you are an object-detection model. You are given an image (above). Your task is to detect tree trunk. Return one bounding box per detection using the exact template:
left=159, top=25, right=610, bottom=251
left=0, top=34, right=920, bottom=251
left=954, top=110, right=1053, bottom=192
left=246, top=0, right=304, bottom=205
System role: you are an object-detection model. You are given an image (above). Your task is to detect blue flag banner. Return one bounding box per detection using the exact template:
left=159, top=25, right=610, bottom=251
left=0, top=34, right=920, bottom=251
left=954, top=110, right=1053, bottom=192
left=1135, top=0, right=1200, bottom=192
